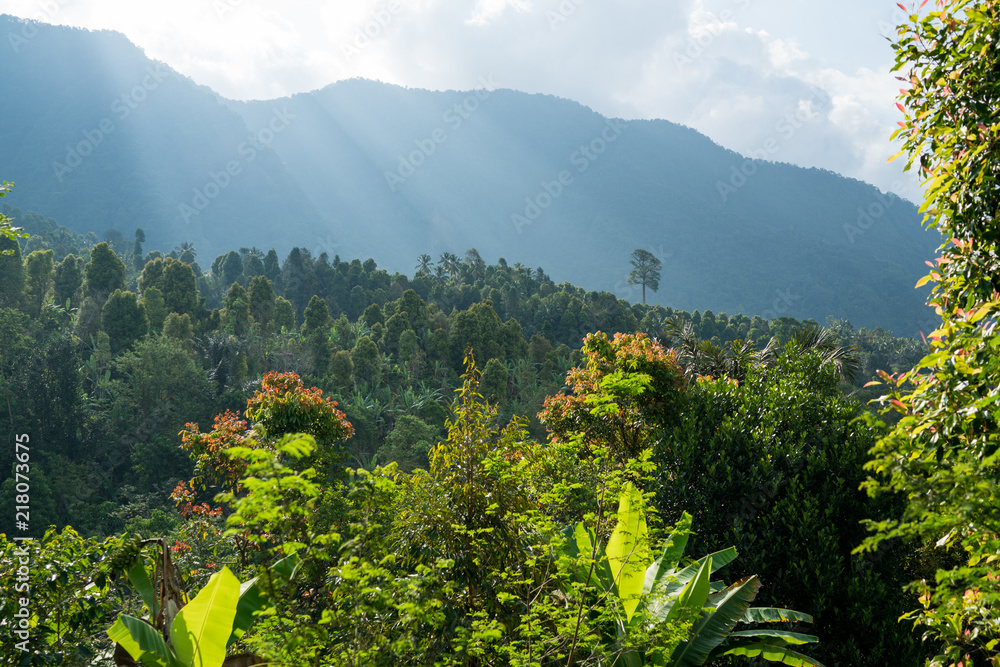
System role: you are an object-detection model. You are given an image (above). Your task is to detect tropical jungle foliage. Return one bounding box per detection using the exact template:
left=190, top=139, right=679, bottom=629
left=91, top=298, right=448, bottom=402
left=9, top=4, right=1000, bottom=660
left=857, top=2, right=1000, bottom=665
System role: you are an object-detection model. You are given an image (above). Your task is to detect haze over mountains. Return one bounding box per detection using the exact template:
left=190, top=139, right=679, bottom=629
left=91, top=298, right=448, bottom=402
left=0, top=15, right=937, bottom=335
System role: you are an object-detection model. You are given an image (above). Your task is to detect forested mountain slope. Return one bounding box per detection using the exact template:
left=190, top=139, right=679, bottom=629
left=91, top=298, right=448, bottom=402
left=0, top=15, right=936, bottom=334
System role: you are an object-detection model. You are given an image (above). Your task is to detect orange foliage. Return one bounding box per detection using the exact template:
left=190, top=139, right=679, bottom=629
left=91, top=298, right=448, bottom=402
left=177, top=372, right=354, bottom=497
left=539, top=332, right=684, bottom=460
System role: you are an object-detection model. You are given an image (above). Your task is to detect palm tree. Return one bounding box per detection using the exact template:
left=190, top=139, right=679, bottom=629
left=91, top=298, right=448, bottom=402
left=415, top=253, right=433, bottom=276
left=464, top=248, right=486, bottom=282
left=196, top=333, right=246, bottom=395
left=788, top=325, right=863, bottom=384
left=174, top=241, right=197, bottom=257
left=665, top=317, right=858, bottom=384
left=439, top=252, right=460, bottom=281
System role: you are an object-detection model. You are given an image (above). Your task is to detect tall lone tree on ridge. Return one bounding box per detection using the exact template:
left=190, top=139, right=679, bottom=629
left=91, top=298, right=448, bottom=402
left=626, top=249, right=662, bottom=305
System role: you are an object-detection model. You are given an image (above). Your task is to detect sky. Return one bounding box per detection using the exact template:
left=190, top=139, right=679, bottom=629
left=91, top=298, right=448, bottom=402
left=0, top=0, right=922, bottom=202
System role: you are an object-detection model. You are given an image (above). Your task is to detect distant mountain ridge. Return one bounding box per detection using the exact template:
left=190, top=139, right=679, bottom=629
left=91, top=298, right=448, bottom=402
left=0, top=15, right=937, bottom=335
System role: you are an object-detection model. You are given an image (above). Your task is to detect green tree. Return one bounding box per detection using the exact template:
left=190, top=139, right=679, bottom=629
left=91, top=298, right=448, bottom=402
left=398, top=328, right=420, bottom=367
left=0, top=233, right=24, bottom=309
left=0, top=528, right=123, bottom=664
left=415, top=253, right=433, bottom=276
left=439, top=251, right=460, bottom=281
left=860, top=3, right=1000, bottom=664
left=84, top=242, right=126, bottom=305
left=102, top=289, right=148, bottom=353
left=282, top=247, right=315, bottom=322
left=361, top=303, right=384, bottom=328
left=141, top=286, right=167, bottom=333
left=54, top=253, right=83, bottom=309
left=480, top=357, right=509, bottom=406
left=113, top=336, right=212, bottom=476
left=273, top=296, right=295, bottom=332
left=658, top=352, right=919, bottom=666
left=138, top=256, right=164, bottom=294
left=220, top=250, right=243, bottom=288
left=140, top=256, right=198, bottom=317
left=163, top=312, right=194, bottom=341
left=626, top=249, right=662, bottom=305
left=0, top=181, right=28, bottom=252
left=302, top=295, right=331, bottom=336
left=159, top=258, right=198, bottom=317
left=377, top=414, right=438, bottom=471
left=382, top=312, right=408, bottom=357
left=303, top=296, right=332, bottom=376
left=222, top=283, right=251, bottom=337
left=132, top=227, right=145, bottom=271
left=248, top=275, right=276, bottom=332
left=351, top=335, right=382, bottom=386
left=330, top=349, right=354, bottom=393
left=244, top=252, right=264, bottom=279
left=390, top=352, right=529, bottom=647
left=23, top=248, right=54, bottom=317
left=263, top=248, right=281, bottom=284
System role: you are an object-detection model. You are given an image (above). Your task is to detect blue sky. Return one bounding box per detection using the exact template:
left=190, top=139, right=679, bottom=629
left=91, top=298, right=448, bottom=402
left=0, top=0, right=922, bottom=201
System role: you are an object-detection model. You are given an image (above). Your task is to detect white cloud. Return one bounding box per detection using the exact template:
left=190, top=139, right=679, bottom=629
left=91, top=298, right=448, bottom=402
left=466, top=0, right=532, bottom=26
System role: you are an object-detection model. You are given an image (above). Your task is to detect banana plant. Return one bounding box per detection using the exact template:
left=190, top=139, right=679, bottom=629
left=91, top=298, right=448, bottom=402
left=559, top=483, right=825, bottom=666
left=106, top=537, right=300, bottom=667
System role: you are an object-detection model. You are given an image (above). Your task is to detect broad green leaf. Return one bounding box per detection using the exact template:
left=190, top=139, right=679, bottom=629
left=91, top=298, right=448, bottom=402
left=127, top=560, right=158, bottom=618
left=672, top=575, right=761, bottom=666
left=229, top=552, right=302, bottom=647
left=107, top=614, right=180, bottom=667
left=644, top=511, right=691, bottom=596
left=656, top=547, right=738, bottom=600
left=741, top=607, right=814, bottom=624
left=171, top=567, right=240, bottom=667
left=969, top=302, right=996, bottom=323
left=228, top=579, right=264, bottom=648
left=606, top=482, right=651, bottom=622
left=728, top=629, right=818, bottom=645
left=720, top=639, right=827, bottom=666
left=664, top=555, right=712, bottom=626
left=557, top=522, right=612, bottom=590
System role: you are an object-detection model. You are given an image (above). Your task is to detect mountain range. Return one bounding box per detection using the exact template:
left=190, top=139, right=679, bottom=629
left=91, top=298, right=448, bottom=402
left=0, top=15, right=938, bottom=335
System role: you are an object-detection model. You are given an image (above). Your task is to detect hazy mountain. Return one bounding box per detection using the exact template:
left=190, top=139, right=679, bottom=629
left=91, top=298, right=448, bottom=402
left=0, top=15, right=937, bottom=335
left=0, top=15, right=325, bottom=257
